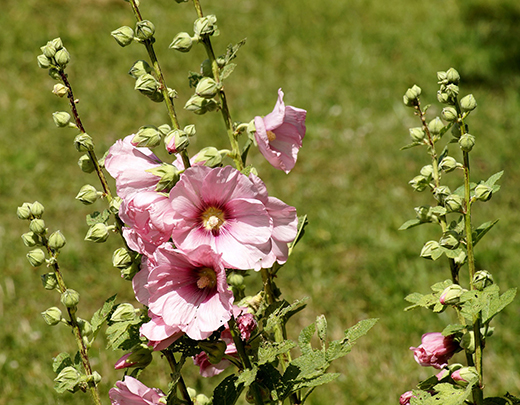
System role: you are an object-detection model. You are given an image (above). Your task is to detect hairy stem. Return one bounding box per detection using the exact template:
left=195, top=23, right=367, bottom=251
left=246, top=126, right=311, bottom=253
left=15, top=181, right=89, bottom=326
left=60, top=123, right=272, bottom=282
left=162, top=350, right=193, bottom=405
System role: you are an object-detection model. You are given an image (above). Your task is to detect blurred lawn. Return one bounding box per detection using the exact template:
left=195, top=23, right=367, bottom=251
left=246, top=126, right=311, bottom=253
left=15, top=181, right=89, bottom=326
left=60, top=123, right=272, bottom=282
left=2, top=0, right=520, bottom=404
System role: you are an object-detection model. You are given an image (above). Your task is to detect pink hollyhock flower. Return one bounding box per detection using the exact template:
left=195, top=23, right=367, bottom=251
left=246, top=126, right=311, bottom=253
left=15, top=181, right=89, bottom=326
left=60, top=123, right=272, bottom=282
left=142, top=243, right=234, bottom=340
left=410, top=332, right=458, bottom=369
left=165, top=165, right=296, bottom=270
left=109, top=376, right=165, bottom=405
left=254, top=88, right=306, bottom=173
left=105, top=135, right=163, bottom=199
left=140, top=311, right=184, bottom=351
left=399, top=391, right=414, bottom=405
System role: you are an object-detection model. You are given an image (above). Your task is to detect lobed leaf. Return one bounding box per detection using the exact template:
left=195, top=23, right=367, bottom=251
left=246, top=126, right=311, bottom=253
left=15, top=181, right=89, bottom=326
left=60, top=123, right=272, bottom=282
left=473, top=219, right=499, bottom=247
left=213, top=375, right=241, bottom=405
left=90, top=294, right=117, bottom=340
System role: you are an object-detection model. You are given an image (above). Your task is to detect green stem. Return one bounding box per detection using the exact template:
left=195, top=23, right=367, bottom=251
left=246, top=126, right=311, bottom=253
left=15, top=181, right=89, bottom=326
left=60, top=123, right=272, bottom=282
left=162, top=350, right=193, bottom=405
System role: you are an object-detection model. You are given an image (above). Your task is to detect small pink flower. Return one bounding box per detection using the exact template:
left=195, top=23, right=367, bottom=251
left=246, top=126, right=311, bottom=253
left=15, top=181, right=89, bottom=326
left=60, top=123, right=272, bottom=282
left=233, top=306, right=257, bottom=341
left=410, top=332, right=458, bottom=369
left=109, top=376, right=165, bottom=405
left=114, top=353, right=133, bottom=370
left=254, top=88, right=306, bottom=173
left=193, top=330, right=238, bottom=377
left=399, top=391, right=414, bottom=405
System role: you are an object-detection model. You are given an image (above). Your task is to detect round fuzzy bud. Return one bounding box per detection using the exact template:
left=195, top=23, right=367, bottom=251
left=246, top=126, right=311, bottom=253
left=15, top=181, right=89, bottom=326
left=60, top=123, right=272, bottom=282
left=22, top=231, right=41, bottom=247
left=76, top=184, right=100, bottom=205
left=419, top=164, right=433, bottom=180
left=128, top=60, right=152, bottom=79
left=17, top=203, right=33, bottom=220
left=52, top=111, right=72, bottom=128
left=460, top=94, right=477, bottom=112
left=436, top=91, right=450, bottom=104
left=50, top=37, right=64, bottom=50
left=54, top=48, right=70, bottom=68
left=54, top=366, right=81, bottom=390
left=77, top=154, right=95, bottom=173
left=77, top=318, right=93, bottom=338
left=41, top=272, right=59, bottom=290
left=37, top=54, right=52, bottom=69
left=228, top=273, right=244, bottom=287
left=134, top=73, right=159, bottom=95
left=195, top=394, right=211, bottom=405
left=439, top=230, right=460, bottom=250
left=452, top=367, right=479, bottom=387
left=132, top=125, right=161, bottom=148
left=184, top=95, right=218, bottom=115
left=84, top=223, right=110, bottom=243
left=184, top=124, right=196, bottom=137
left=433, top=185, right=451, bottom=203
left=192, top=146, right=222, bottom=168
left=120, top=263, right=139, bottom=281
left=27, top=248, right=46, bottom=267
left=111, top=26, right=135, bottom=47
left=195, top=77, right=219, bottom=98
left=29, top=219, right=46, bottom=235
left=444, top=194, right=464, bottom=213
left=414, top=206, right=432, bottom=222
left=30, top=201, right=45, bottom=218
left=460, top=332, right=475, bottom=353
left=446, top=68, right=460, bottom=84
left=109, top=197, right=122, bottom=214
left=169, top=32, right=193, bottom=52
left=458, top=133, right=475, bottom=152
left=473, top=270, right=494, bottom=291
left=135, top=20, right=155, bottom=41
left=441, top=107, right=458, bottom=122
left=420, top=240, right=440, bottom=260
left=409, top=127, right=425, bottom=142
left=437, top=70, right=448, bottom=83
left=147, top=163, right=181, bottom=192
left=157, top=124, right=172, bottom=137
left=428, top=117, right=444, bottom=135
left=405, top=85, right=422, bottom=102
left=164, top=129, right=189, bottom=154
left=48, top=230, right=67, bottom=250
left=111, top=303, right=137, bottom=322
left=193, top=15, right=219, bottom=37
left=41, top=307, right=63, bottom=326
left=74, top=134, right=94, bottom=152
left=52, top=83, right=69, bottom=97
left=439, top=284, right=465, bottom=305
left=61, top=289, right=80, bottom=309
left=445, top=83, right=459, bottom=99
left=41, top=42, right=57, bottom=58
left=409, top=175, right=429, bottom=192
left=112, top=247, right=133, bottom=268
left=474, top=184, right=493, bottom=202
left=439, top=156, right=459, bottom=173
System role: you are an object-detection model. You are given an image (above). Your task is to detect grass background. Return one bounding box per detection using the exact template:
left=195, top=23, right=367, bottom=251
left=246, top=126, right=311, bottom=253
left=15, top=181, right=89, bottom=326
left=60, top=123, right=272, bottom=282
left=2, top=0, right=520, bottom=403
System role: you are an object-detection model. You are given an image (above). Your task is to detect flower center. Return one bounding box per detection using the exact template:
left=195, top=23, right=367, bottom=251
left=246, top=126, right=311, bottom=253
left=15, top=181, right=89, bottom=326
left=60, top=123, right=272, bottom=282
left=201, top=206, right=225, bottom=231
left=266, top=130, right=277, bottom=142
left=196, top=267, right=217, bottom=289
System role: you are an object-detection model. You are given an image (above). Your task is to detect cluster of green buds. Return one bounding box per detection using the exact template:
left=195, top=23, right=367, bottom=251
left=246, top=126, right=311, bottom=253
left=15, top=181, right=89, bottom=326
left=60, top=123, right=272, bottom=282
left=168, top=14, right=219, bottom=53
left=128, top=60, right=176, bottom=103
left=37, top=38, right=70, bottom=75
left=111, top=19, right=155, bottom=48
left=112, top=247, right=138, bottom=280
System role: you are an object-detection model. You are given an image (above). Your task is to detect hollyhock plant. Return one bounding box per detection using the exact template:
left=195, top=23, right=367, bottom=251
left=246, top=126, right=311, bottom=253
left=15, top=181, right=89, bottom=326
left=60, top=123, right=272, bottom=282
left=254, top=88, right=307, bottom=174
left=410, top=332, right=458, bottom=369
left=399, top=391, right=414, bottom=405
left=109, top=376, right=165, bottom=405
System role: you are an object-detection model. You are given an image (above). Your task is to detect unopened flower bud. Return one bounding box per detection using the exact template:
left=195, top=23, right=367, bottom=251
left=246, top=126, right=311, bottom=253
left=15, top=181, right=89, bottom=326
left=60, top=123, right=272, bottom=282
left=184, top=124, right=196, bottom=137
left=129, top=60, right=152, bottom=79
left=193, top=15, right=219, bottom=37
left=29, top=219, right=46, bottom=235
left=22, top=231, right=40, bottom=247
left=404, top=85, right=421, bottom=104
left=30, top=201, right=45, bottom=218
left=446, top=68, right=460, bottom=84
left=135, top=20, right=155, bottom=41
left=441, top=107, right=458, bottom=122
left=157, top=124, right=172, bottom=137
left=198, top=340, right=227, bottom=364
left=134, top=73, right=159, bottom=95
left=445, top=83, right=459, bottom=98
left=428, top=117, right=444, bottom=135
left=409, top=175, right=429, bottom=192
left=439, top=230, right=460, bottom=250
left=50, top=37, right=64, bottom=50
left=474, top=184, right=492, bottom=202
left=195, top=394, right=211, bottom=405
left=460, top=94, right=477, bottom=112
left=74, top=134, right=95, bottom=152
left=41, top=42, right=57, bottom=58
left=409, top=127, right=425, bottom=142
left=420, top=240, right=440, bottom=260
left=109, top=197, right=123, bottom=214
left=433, top=185, right=451, bottom=203
left=111, top=303, right=137, bottom=322
left=55, top=48, right=70, bottom=68
left=37, top=54, right=52, bottom=69
left=440, top=284, right=465, bottom=305
left=473, top=270, right=494, bottom=291
left=437, top=70, right=448, bottom=83
left=192, top=147, right=222, bottom=167
left=195, top=77, right=219, bottom=98
left=200, top=59, right=212, bottom=77
left=54, top=366, right=81, bottom=389
left=460, top=331, right=475, bottom=353
left=444, top=194, right=464, bottom=213
left=61, top=289, right=80, bottom=308
left=77, top=154, right=95, bottom=173
left=164, top=129, right=189, bottom=153
left=52, top=83, right=68, bottom=97
left=48, top=230, right=67, bottom=251
left=114, top=343, right=153, bottom=369
left=184, top=94, right=219, bottom=115
left=436, top=91, right=450, bottom=104
left=76, top=184, right=100, bottom=205
left=41, top=272, right=58, bottom=290
left=132, top=126, right=161, bottom=148
left=452, top=367, right=478, bottom=386
left=169, top=32, right=194, bottom=52
left=414, top=206, right=432, bottom=222
left=85, top=223, right=110, bottom=243
left=52, top=111, right=72, bottom=128
left=459, top=133, right=475, bottom=152
left=17, top=203, right=33, bottom=220
left=419, top=164, right=433, bottom=179
left=27, top=248, right=46, bottom=267
left=77, top=318, right=93, bottom=338
left=111, top=26, right=135, bottom=47
left=228, top=273, right=244, bottom=287
left=112, top=247, right=133, bottom=268
left=146, top=163, right=181, bottom=192
left=439, top=156, right=459, bottom=173
left=41, top=307, right=63, bottom=326
left=120, top=263, right=139, bottom=281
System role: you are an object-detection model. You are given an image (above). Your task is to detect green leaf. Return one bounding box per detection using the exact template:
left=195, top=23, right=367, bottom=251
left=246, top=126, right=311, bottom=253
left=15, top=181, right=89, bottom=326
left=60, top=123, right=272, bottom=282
left=400, top=142, right=422, bottom=150
left=411, top=382, right=474, bottom=405
left=484, top=170, right=504, bottom=187
left=224, top=38, right=247, bottom=63
left=298, top=323, right=316, bottom=356
left=213, top=375, right=241, bottom=405
left=399, top=218, right=422, bottom=230
left=483, top=398, right=511, bottom=405
left=86, top=210, right=111, bottom=226
left=264, top=298, right=308, bottom=335
left=288, top=215, right=308, bottom=255
left=188, top=71, right=203, bottom=88
left=52, top=352, right=73, bottom=374
left=442, top=324, right=465, bottom=336
left=220, top=63, right=236, bottom=81
left=90, top=294, right=117, bottom=340
left=431, top=280, right=453, bottom=293
left=459, top=290, right=486, bottom=321
left=106, top=319, right=142, bottom=350
left=258, top=340, right=297, bottom=365
left=482, top=287, right=517, bottom=324
left=473, top=219, right=499, bottom=247
left=235, top=365, right=258, bottom=388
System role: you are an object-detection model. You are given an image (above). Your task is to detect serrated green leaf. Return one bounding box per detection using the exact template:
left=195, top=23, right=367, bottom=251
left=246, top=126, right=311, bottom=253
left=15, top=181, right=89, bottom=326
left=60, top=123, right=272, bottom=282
left=399, top=218, right=422, bottom=231
left=259, top=340, right=297, bottom=365
left=343, top=318, right=378, bottom=342
left=220, top=63, right=236, bottom=81
left=235, top=365, right=258, bottom=388
left=213, top=375, right=241, bottom=405
left=431, top=280, right=453, bottom=293
left=265, top=298, right=308, bottom=334
left=86, top=210, right=111, bottom=226
left=459, top=290, right=486, bottom=321
left=90, top=294, right=117, bottom=340
left=442, top=324, right=465, bottom=336
left=405, top=292, right=424, bottom=304
left=473, top=219, right=499, bottom=247
left=106, top=319, right=142, bottom=350
left=225, top=38, right=247, bottom=63
left=482, top=287, right=517, bottom=324
left=298, top=323, right=315, bottom=356
left=52, top=352, right=73, bottom=374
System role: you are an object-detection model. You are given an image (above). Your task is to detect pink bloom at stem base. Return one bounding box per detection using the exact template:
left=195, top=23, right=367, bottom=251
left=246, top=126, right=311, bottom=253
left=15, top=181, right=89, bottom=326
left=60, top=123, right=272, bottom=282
left=109, top=376, right=165, bottom=405
left=410, top=332, right=458, bottom=369
left=254, top=88, right=306, bottom=173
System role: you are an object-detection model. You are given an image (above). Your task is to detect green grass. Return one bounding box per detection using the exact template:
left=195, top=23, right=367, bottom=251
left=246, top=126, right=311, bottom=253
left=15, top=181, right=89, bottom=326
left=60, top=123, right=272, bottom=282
left=2, top=0, right=520, bottom=404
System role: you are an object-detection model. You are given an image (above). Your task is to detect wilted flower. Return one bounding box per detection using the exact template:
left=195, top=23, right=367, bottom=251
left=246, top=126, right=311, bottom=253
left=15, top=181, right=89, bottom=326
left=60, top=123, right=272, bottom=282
left=410, top=332, right=458, bottom=369
left=109, top=376, right=165, bottom=405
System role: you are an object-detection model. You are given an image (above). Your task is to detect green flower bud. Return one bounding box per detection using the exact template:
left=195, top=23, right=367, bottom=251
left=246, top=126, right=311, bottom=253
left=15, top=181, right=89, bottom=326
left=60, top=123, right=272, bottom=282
left=76, top=184, right=100, bottom=205
left=37, top=54, right=52, bottom=69
left=134, top=73, right=159, bottom=95
left=460, top=331, right=475, bottom=353
left=460, top=94, right=477, bottom=112
left=132, top=125, right=162, bottom=148
left=61, top=289, right=80, bottom=309
left=451, top=123, right=463, bottom=139
left=41, top=307, right=63, bottom=326
left=52, top=83, right=68, bottom=97
left=444, top=194, right=464, bottom=213
left=194, top=394, right=211, bottom=405
left=414, top=206, right=432, bottom=222
left=29, top=219, right=46, bottom=235
left=316, top=314, right=327, bottom=342
left=409, top=127, right=425, bottom=142
left=157, top=124, right=172, bottom=137
left=439, top=284, right=465, bottom=305
left=41, top=42, right=57, bottom=58
left=52, top=111, right=73, bottom=128
left=146, top=163, right=181, bottom=192
left=452, top=366, right=479, bottom=387
left=419, top=164, right=433, bottom=180
left=164, top=129, right=189, bottom=153
left=112, top=247, right=133, bottom=268
left=441, top=107, right=458, bottom=122
left=55, top=48, right=70, bottom=68
left=169, top=32, right=194, bottom=52
left=445, top=83, right=459, bottom=98
left=193, top=15, right=219, bottom=37
left=27, top=248, right=46, bottom=267
left=409, top=175, right=429, bottom=192
left=85, top=223, right=110, bottom=243
left=446, top=68, right=460, bottom=84
left=436, top=91, right=450, bottom=104
left=22, top=231, right=41, bottom=247
left=184, top=124, right=196, bottom=137
left=29, top=201, right=45, bottom=218
left=111, top=303, right=137, bottom=322
left=439, top=230, right=460, bottom=250
left=120, top=262, right=139, bottom=281
left=195, top=77, right=219, bottom=98
left=41, top=272, right=58, bottom=290
left=17, top=203, right=33, bottom=220
left=427, top=117, right=444, bottom=135
left=109, top=196, right=122, bottom=214
left=50, top=38, right=64, bottom=50
left=121, top=343, right=153, bottom=369
left=437, top=70, right=448, bottom=83
left=77, top=318, right=93, bottom=338
left=74, top=134, right=95, bottom=152
left=198, top=340, right=227, bottom=364
left=420, top=240, right=440, bottom=260
left=439, top=156, right=459, bottom=173
left=111, top=26, right=135, bottom=47
left=474, top=184, right=493, bottom=202
left=473, top=270, right=494, bottom=291
left=184, top=95, right=219, bottom=115
left=200, top=59, right=212, bottom=77
left=48, top=230, right=67, bottom=251
left=135, top=20, right=155, bottom=41
left=459, top=133, right=475, bottom=152
left=77, top=154, right=95, bottom=173
left=433, top=185, right=451, bottom=203
left=192, top=147, right=223, bottom=168
left=404, top=85, right=421, bottom=103
left=228, top=273, right=244, bottom=287
left=128, top=60, right=152, bottom=79
left=54, top=366, right=81, bottom=390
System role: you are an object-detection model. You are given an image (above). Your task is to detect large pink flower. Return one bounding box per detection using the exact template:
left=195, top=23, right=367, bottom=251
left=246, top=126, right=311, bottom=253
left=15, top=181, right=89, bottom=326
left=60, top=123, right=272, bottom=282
left=166, top=165, right=290, bottom=270
left=410, top=332, right=458, bottom=369
left=254, top=88, right=306, bottom=173
left=140, top=243, right=234, bottom=340
left=109, top=376, right=165, bottom=405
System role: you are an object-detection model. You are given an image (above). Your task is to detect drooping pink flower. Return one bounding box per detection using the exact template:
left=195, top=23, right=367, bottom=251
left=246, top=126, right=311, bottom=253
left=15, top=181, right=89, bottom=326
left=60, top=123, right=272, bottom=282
left=141, top=243, right=234, bottom=340
left=109, top=376, right=165, bottom=405
left=399, top=391, right=414, bottom=405
left=254, top=88, right=306, bottom=173
left=410, top=332, right=458, bottom=369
